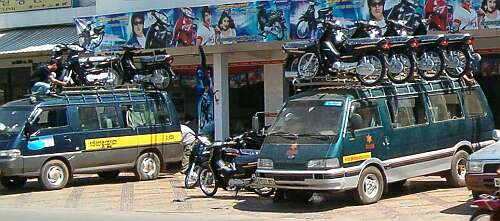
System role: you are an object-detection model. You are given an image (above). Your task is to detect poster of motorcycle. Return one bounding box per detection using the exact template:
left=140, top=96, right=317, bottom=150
left=212, top=2, right=260, bottom=44
left=75, top=16, right=128, bottom=52
left=256, top=0, right=291, bottom=42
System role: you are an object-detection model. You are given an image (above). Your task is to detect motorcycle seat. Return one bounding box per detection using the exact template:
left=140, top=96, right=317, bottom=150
left=282, top=40, right=316, bottom=51
left=234, top=154, right=258, bottom=166
left=140, top=54, right=171, bottom=64
left=346, top=38, right=382, bottom=46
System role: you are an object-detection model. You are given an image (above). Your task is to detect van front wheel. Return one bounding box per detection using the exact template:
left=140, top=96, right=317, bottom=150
left=447, top=150, right=469, bottom=187
left=353, top=166, right=384, bottom=205
left=1, top=176, right=27, bottom=189
left=135, top=152, right=161, bottom=181
left=39, top=159, right=70, bottom=190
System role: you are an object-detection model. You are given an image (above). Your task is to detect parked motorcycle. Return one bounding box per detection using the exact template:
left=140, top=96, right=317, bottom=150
left=184, top=134, right=211, bottom=189
left=439, top=33, right=480, bottom=78
left=145, top=10, right=174, bottom=49
left=283, top=14, right=388, bottom=86
left=118, top=45, right=175, bottom=90
left=52, top=44, right=122, bottom=87
left=257, top=4, right=287, bottom=41
left=470, top=192, right=500, bottom=221
left=198, top=137, right=275, bottom=197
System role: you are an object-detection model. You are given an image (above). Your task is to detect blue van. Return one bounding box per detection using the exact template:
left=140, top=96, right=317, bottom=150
left=256, top=79, right=496, bottom=204
left=0, top=87, right=183, bottom=190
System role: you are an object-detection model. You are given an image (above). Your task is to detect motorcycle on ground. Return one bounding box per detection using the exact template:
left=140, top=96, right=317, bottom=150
left=257, top=4, right=287, bottom=41
left=184, top=134, right=211, bottom=189
left=145, top=10, right=174, bottom=49
left=52, top=44, right=123, bottom=87
left=470, top=192, right=500, bottom=221
left=118, top=45, right=175, bottom=90
left=283, top=13, right=389, bottom=86
left=198, top=137, right=275, bottom=197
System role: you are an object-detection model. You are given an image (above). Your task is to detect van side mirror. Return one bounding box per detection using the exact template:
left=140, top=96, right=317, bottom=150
left=252, top=115, right=260, bottom=133
left=349, top=113, right=363, bottom=132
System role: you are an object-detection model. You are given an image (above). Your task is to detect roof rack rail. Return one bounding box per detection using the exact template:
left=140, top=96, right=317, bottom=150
left=59, top=84, right=145, bottom=95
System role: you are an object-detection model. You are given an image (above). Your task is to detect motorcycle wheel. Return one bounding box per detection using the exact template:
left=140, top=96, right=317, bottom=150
left=296, top=20, right=309, bottom=39
left=297, top=52, right=319, bottom=80
left=184, top=165, right=201, bottom=189
left=469, top=209, right=491, bottom=221
left=253, top=187, right=275, bottom=197
left=355, top=54, right=386, bottom=86
left=199, top=168, right=218, bottom=197
left=386, top=53, right=414, bottom=84
left=417, top=50, right=444, bottom=81
left=151, top=67, right=173, bottom=90
left=445, top=49, right=470, bottom=78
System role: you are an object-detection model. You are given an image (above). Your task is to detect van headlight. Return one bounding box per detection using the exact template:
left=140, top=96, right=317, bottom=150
left=307, top=158, right=340, bottom=169
left=467, top=161, right=483, bottom=173
left=258, top=158, right=273, bottom=169
left=0, top=149, right=21, bottom=157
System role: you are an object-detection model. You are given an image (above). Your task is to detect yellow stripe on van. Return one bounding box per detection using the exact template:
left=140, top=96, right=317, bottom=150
left=343, top=152, right=372, bottom=164
left=84, top=131, right=182, bottom=151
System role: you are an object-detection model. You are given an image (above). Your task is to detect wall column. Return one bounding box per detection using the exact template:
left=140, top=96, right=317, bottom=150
left=263, top=64, right=287, bottom=125
left=213, top=53, right=230, bottom=140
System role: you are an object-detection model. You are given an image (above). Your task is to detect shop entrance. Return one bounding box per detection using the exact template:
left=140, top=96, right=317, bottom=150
left=0, top=68, right=31, bottom=105
left=475, top=54, right=500, bottom=128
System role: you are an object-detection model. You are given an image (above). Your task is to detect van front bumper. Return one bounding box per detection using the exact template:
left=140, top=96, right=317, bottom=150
left=0, top=156, right=23, bottom=176
left=255, top=168, right=358, bottom=191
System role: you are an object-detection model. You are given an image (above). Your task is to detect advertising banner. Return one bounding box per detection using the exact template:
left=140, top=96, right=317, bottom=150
left=195, top=66, right=215, bottom=137
left=0, top=0, right=71, bottom=13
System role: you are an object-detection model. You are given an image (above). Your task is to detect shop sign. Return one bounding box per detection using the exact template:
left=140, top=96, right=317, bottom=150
left=0, top=0, right=71, bottom=13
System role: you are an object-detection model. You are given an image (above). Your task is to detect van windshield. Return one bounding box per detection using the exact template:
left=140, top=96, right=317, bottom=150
left=268, top=100, right=344, bottom=137
left=0, top=107, right=32, bottom=133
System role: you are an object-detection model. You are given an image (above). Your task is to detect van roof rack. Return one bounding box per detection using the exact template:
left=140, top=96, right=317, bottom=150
left=58, top=84, right=145, bottom=95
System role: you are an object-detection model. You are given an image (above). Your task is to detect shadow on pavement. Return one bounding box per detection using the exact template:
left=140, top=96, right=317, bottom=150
left=441, top=199, right=475, bottom=216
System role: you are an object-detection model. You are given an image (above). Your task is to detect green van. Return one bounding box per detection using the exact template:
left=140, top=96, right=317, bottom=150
left=0, top=87, right=183, bottom=190
left=256, top=79, right=496, bottom=204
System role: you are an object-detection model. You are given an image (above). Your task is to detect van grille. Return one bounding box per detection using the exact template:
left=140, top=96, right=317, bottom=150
left=483, top=164, right=500, bottom=173
left=260, top=173, right=313, bottom=181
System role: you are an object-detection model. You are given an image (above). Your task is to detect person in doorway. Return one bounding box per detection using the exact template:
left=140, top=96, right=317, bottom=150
left=30, top=59, right=66, bottom=96
left=180, top=122, right=197, bottom=174
left=453, top=0, right=479, bottom=30
left=126, top=12, right=148, bottom=48
left=196, top=6, right=216, bottom=46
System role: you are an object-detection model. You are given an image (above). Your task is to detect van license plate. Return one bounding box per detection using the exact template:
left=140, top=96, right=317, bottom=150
left=258, top=178, right=275, bottom=185
left=495, top=178, right=500, bottom=187
left=284, top=71, right=298, bottom=78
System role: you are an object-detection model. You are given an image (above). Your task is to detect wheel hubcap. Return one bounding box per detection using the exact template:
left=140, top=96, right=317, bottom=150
left=142, top=157, right=157, bottom=176
left=363, top=174, right=379, bottom=199
left=47, top=165, right=64, bottom=186
left=457, top=158, right=467, bottom=180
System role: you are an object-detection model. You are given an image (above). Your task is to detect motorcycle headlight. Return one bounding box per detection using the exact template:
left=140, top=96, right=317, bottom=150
left=307, top=158, right=340, bottom=169
left=0, top=149, right=21, bottom=157
left=467, top=161, right=483, bottom=173
left=258, top=158, right=273, bottom=169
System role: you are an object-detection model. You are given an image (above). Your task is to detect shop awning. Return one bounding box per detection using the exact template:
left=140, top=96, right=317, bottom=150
left=0, top=25, right=78, bottom=55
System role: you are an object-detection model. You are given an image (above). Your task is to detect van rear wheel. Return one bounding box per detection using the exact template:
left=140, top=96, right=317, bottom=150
left=39, top=159, right=70, bottom=190
left=1, top=176, right=27, bottom=189
left=353, top=166, right=384, bottom=205
left=134, top=152, right=161, bottom=181
left=446, top=150, right=469, bottom=187
left=97, top=171, right=120, bottom=180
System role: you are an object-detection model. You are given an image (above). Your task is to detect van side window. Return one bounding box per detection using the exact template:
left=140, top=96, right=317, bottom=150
left=152, top=99, right=171, bottom=124
left=428, top=93, right=463, bottom=122
left=349, top=101, right=381, bottom=130
left=79, top=106, right=119, bottom=130
left=388, top=96, right=427, bottom=128
left=32, top=107, right=68, bottom=132
left=96, top=106, right=120, bottom=129
left=463, top=90, right=486, bottom=117
left=121, top=103, right=156, bottom=128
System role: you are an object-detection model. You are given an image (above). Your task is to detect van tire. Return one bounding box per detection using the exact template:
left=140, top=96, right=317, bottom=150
left=353, top=166, right=384, bottom=205
left=446, top=150, right=469, bottom=187
left=134, top=152, right=161, bottom=181
left=38, top=159, right=70, bottom=190
left=97, top=171, right=120, bottom=180
left=1, top=176, right=27, bottom=189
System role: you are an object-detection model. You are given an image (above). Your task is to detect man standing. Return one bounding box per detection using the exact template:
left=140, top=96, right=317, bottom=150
left=196, top=6, right=216, bottom=46
left=30, top=59, right=66, bottom=96
left=180, top=124, right=196, bottom=174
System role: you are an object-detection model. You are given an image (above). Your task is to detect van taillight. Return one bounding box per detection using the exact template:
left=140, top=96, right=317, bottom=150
left=440, top=39, right=449, bottom=46
left=409, top=39, right=419, bottom=48
left=382, top=41, right=392, bottom=50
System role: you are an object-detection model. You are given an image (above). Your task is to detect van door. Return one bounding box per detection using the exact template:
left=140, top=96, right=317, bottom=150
left=385, top=95, right=429, bottom=159
left=73, top=105, right=138, bottom=169
left=343, top=100, right=386, bottom=166
left=462, top=89, right=491, bottom=144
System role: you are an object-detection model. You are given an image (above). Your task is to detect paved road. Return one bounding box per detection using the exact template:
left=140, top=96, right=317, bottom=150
left=0, top=173, right=478, bottom=221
